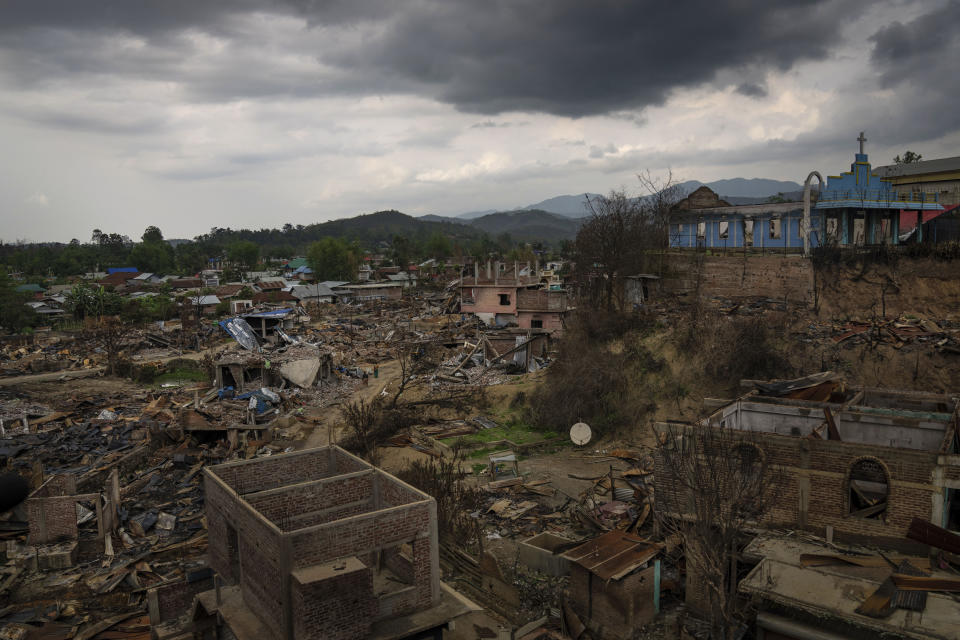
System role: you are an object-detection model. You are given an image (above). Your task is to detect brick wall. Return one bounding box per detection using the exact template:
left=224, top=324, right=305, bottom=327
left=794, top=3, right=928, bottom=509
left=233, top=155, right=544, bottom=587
left=663, top=255, right=814, bottom=304
left=205, top=472, right=284, bottom=633
left=655, top=425, right=946, bottom=548
left=211, top=448, right=368, bottom=495
left=151, top=573, right=214, bottom=623
left=461, top=286, right=519, bottom=314
left=245, top=471, right=375, bottom=529
left=568, top=564, right=657, bottom=640
left=517, top=289, right=567, bottom=312
left=292, top=565, right=375, bottom=640
left=517, top=311, right=565, bottom=331
left=27, top=496, right=82, bottom=544
left=379, top=472, right=423, bottom=508
left=289, top=502, right=432, bottom=568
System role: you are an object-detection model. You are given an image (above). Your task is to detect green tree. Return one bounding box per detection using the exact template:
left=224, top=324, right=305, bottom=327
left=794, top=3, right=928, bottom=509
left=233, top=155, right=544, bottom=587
left=0, top=270, right=37, bottom=333
left=765, top=192, right=787, bottom=203
left=175, top=242, right=209, bottom=274
left=307, top=237, right=359, bottom=281
left=141, top=226, right=164, bottom=244
left=65, top=282, right=124, bottom=320
left=391, top=234, right=417, bottom=267
left=130, top=225, right=175, bottom=273
left=894, top=151, right=923, bottom=164
left=228, top=240, right=260, bottom=272
left=424, top=232, right=452, bottom=259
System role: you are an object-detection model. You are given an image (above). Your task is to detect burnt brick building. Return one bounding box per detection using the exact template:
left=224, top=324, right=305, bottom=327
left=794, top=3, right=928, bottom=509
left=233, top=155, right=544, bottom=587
left=656, top=381, right=960, bottom=548
left=194, top=446, right=467, bottom=640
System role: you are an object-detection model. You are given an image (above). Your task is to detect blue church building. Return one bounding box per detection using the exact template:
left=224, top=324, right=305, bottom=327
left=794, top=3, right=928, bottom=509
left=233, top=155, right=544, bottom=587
left=669, top=133, right=943, bottom=251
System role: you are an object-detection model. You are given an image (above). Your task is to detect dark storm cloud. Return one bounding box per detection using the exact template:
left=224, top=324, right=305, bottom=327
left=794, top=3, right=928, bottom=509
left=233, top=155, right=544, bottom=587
left=735, top=82, right=768, bottom=98
left=869, top=1, right=959, bottom=87
left=867, top=1, right=960, bottom=142
left=1, top=0, right=865, bottom=117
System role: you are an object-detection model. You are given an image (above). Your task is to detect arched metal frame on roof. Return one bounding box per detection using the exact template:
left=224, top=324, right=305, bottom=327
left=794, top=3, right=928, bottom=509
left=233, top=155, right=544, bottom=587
left=802, top=170, right=824, bottom=256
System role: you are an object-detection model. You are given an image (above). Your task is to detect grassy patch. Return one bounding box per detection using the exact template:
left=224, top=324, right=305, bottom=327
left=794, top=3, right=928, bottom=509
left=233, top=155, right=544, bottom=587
left=153, top=367, right=209, bottom=386
left=459, top=418, right=559, bottom=447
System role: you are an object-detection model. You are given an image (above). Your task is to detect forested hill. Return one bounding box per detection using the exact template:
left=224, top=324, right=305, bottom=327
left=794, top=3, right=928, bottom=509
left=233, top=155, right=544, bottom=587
left=468, top=209, right=581, bottom=242
left=204, top=210, right=482, bottom=250
left=1, top=208, right=575, bottom=277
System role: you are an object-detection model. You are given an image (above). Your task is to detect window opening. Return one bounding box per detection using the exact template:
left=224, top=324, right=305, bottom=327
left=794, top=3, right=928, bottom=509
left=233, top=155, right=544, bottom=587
left=769, top=218, right=782, bottom=239
left=848, top=459, right=888, bottom=519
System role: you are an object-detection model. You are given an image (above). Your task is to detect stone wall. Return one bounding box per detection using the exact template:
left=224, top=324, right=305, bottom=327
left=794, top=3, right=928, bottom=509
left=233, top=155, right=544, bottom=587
left=663, top=254, right=814, bottom=304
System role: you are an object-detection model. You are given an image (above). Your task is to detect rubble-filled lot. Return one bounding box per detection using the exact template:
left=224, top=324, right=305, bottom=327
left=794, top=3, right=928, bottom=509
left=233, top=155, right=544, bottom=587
left=0, top=292, right=577, bottom=638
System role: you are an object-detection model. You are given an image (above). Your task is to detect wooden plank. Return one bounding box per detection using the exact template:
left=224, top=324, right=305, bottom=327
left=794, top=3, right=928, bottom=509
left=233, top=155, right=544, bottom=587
left=891, top=574, right=960, bottom=592
left=907, top=517, right=960, bottom=555
left=823, top=407, right=841, bottom=441
left=856, top=576, right=896, bottom=618
left=846, top=502, right=886, bottom=519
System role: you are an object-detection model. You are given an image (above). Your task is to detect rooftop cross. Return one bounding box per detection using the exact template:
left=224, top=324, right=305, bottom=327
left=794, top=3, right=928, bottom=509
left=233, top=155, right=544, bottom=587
left=857, top=131, right=867, bottom=155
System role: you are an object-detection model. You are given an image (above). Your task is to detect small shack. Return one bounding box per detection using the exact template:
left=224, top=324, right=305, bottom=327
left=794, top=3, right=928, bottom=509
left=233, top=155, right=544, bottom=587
left=624, top=274, right=660, bottom=306
left=561, top=530, right=662, bottom=640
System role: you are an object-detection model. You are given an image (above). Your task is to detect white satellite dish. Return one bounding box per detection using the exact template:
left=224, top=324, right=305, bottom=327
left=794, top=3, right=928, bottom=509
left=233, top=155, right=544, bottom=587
left=570, top=422, right=592, bottom=446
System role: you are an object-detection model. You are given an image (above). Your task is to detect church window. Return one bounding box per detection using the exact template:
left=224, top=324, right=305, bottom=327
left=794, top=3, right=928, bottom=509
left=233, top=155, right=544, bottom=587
left=769, top=218, right=781, bottom=239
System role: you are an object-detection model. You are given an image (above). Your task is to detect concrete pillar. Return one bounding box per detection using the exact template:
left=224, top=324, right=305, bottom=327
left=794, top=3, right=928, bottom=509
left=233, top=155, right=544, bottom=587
left=427, top=500, right=441, bottom=605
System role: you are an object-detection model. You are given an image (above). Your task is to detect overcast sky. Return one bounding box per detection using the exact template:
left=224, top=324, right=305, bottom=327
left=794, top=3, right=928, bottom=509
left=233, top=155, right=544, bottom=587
left=2, top=0, right=958, bottom=243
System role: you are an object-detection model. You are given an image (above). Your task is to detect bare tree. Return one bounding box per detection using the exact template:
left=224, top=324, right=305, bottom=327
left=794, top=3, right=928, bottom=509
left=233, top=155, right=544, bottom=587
left=80, top=316, right=132, bottom=376
left=341, top=398, right=385, bottom=465
left=655, top=422, right=783, bottom=639
left=575, top=190, right=644, bottom=311
left=574, top=171, right=683, bottom=311
left=396, top=444, right=484, bottom=550
left=637, top=168, right=684, bottom=244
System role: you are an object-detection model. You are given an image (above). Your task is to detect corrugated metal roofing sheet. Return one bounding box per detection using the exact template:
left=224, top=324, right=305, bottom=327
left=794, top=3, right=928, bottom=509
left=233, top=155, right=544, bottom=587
left=244, top=309, right=293, bottom=318
left=561, top=530, right=661, bottom=581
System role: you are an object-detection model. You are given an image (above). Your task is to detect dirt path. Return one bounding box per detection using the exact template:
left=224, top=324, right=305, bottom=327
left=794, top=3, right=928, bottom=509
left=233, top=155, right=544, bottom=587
left=0, top=367, right=106, bottom=387
left=302, top=358, right=404, bottom=449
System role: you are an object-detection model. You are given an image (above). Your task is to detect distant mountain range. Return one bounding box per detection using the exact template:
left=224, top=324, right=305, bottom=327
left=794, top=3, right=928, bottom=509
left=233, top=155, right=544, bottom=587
left=414, top=177, right=808, bottom=242
left=446, top=178, right=804, bottom=221
left=679, top=178, right=803, bottom=200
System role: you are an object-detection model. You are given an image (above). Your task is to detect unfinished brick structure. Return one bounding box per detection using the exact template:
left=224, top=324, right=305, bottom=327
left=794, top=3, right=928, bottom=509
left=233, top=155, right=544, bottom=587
left=26, top=473, right=105, bottom=545
left=203, top=446, right=440, bottom=640
left=655, top=381, right=960, bottom=549
left=516, top=289, right=568, bottom=331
